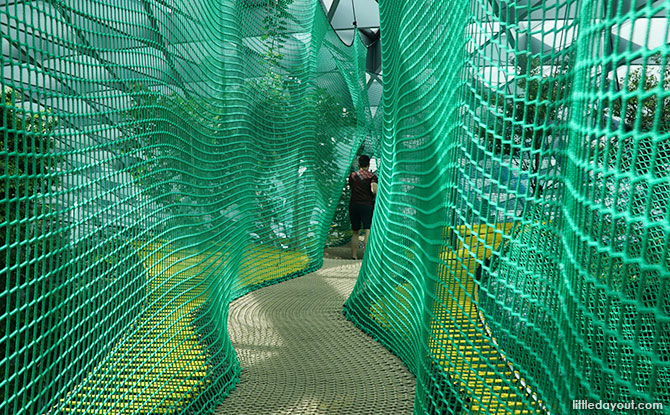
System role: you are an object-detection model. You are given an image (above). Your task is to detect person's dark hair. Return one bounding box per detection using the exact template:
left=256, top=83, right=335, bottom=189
left=358, top=155, right=370, bottom=168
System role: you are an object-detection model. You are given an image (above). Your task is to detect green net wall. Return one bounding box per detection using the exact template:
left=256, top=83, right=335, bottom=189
left=3, top=0, right=670, bottom=414
left=344, top=0, right=670, bottom=414
left=1, top=1, right=370, bottom=413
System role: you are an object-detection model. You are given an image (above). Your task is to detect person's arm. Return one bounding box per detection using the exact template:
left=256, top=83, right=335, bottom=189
left=370, top=174, right=379, bottom=195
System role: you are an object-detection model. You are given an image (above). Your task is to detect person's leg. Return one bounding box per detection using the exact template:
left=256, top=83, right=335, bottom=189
left=351, top=229, right=360, bottom=260
left=360, top=204, right=374, bottom=256
left=349, top=204, right=362, bottom=260
left=362, top=229, right=370, bottom=255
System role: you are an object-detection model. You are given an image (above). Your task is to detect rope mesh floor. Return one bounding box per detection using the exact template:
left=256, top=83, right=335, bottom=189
left=215, top=259, right=416, bottom=414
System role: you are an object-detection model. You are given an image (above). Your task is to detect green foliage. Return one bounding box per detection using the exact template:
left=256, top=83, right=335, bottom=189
left=478, top=57, right=572, bottom=197
left=0, top=87, right=57, bottom=231
left=482, top=57, right=670, bottom=411
left=311, top=88, right=360, bottom=247
left=597, top=54, right=670, bottom=182
left=587, top=59, right=670, bottom=304
left=1, top=87, right=145, bottom=413
left=480, top=58, right=571, bottom=157
left=247, top=0, right=297, bottom=104
left=1, top=86, right=60, bottom=411
left=123, top=85, right=230, bottom=234
left=326, top=182, right=353, bottom=247
left=610, top=54, right=670, bottom=133
left=313, top=88, right=358, bottom=131
left=260, top=0, right=295, bottom=71
left=1, top=86, right=59, bottom=303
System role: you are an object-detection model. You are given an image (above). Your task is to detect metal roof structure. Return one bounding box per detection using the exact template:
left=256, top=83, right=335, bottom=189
left=319, top=0, right=382, bottom=115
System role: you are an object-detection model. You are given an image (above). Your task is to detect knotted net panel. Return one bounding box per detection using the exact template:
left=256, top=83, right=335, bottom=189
left=344, top=0, right=670, bottom=414
left=1, top=1, right=369, bottom=413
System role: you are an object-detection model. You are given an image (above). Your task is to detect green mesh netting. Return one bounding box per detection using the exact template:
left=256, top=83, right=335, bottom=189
left=343, top=0, right=670, bottom=414
left=2, top=0, right=670, bottom=414
left=1, top=1, right=369, bottom=413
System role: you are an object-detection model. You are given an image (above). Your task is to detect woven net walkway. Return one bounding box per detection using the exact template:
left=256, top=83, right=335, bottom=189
left=215, top=258, right=416, bottom=414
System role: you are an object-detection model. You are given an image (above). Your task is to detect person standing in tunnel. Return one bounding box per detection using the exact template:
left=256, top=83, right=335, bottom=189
left=348, top=155, right=378, bottom=260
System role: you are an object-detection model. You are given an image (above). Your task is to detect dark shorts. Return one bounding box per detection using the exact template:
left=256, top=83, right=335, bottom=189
left=349, top=203, right=374, bottom=231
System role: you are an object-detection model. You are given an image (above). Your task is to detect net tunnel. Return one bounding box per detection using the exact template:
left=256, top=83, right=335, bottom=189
left=2, top=0, right=670, bottom=414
